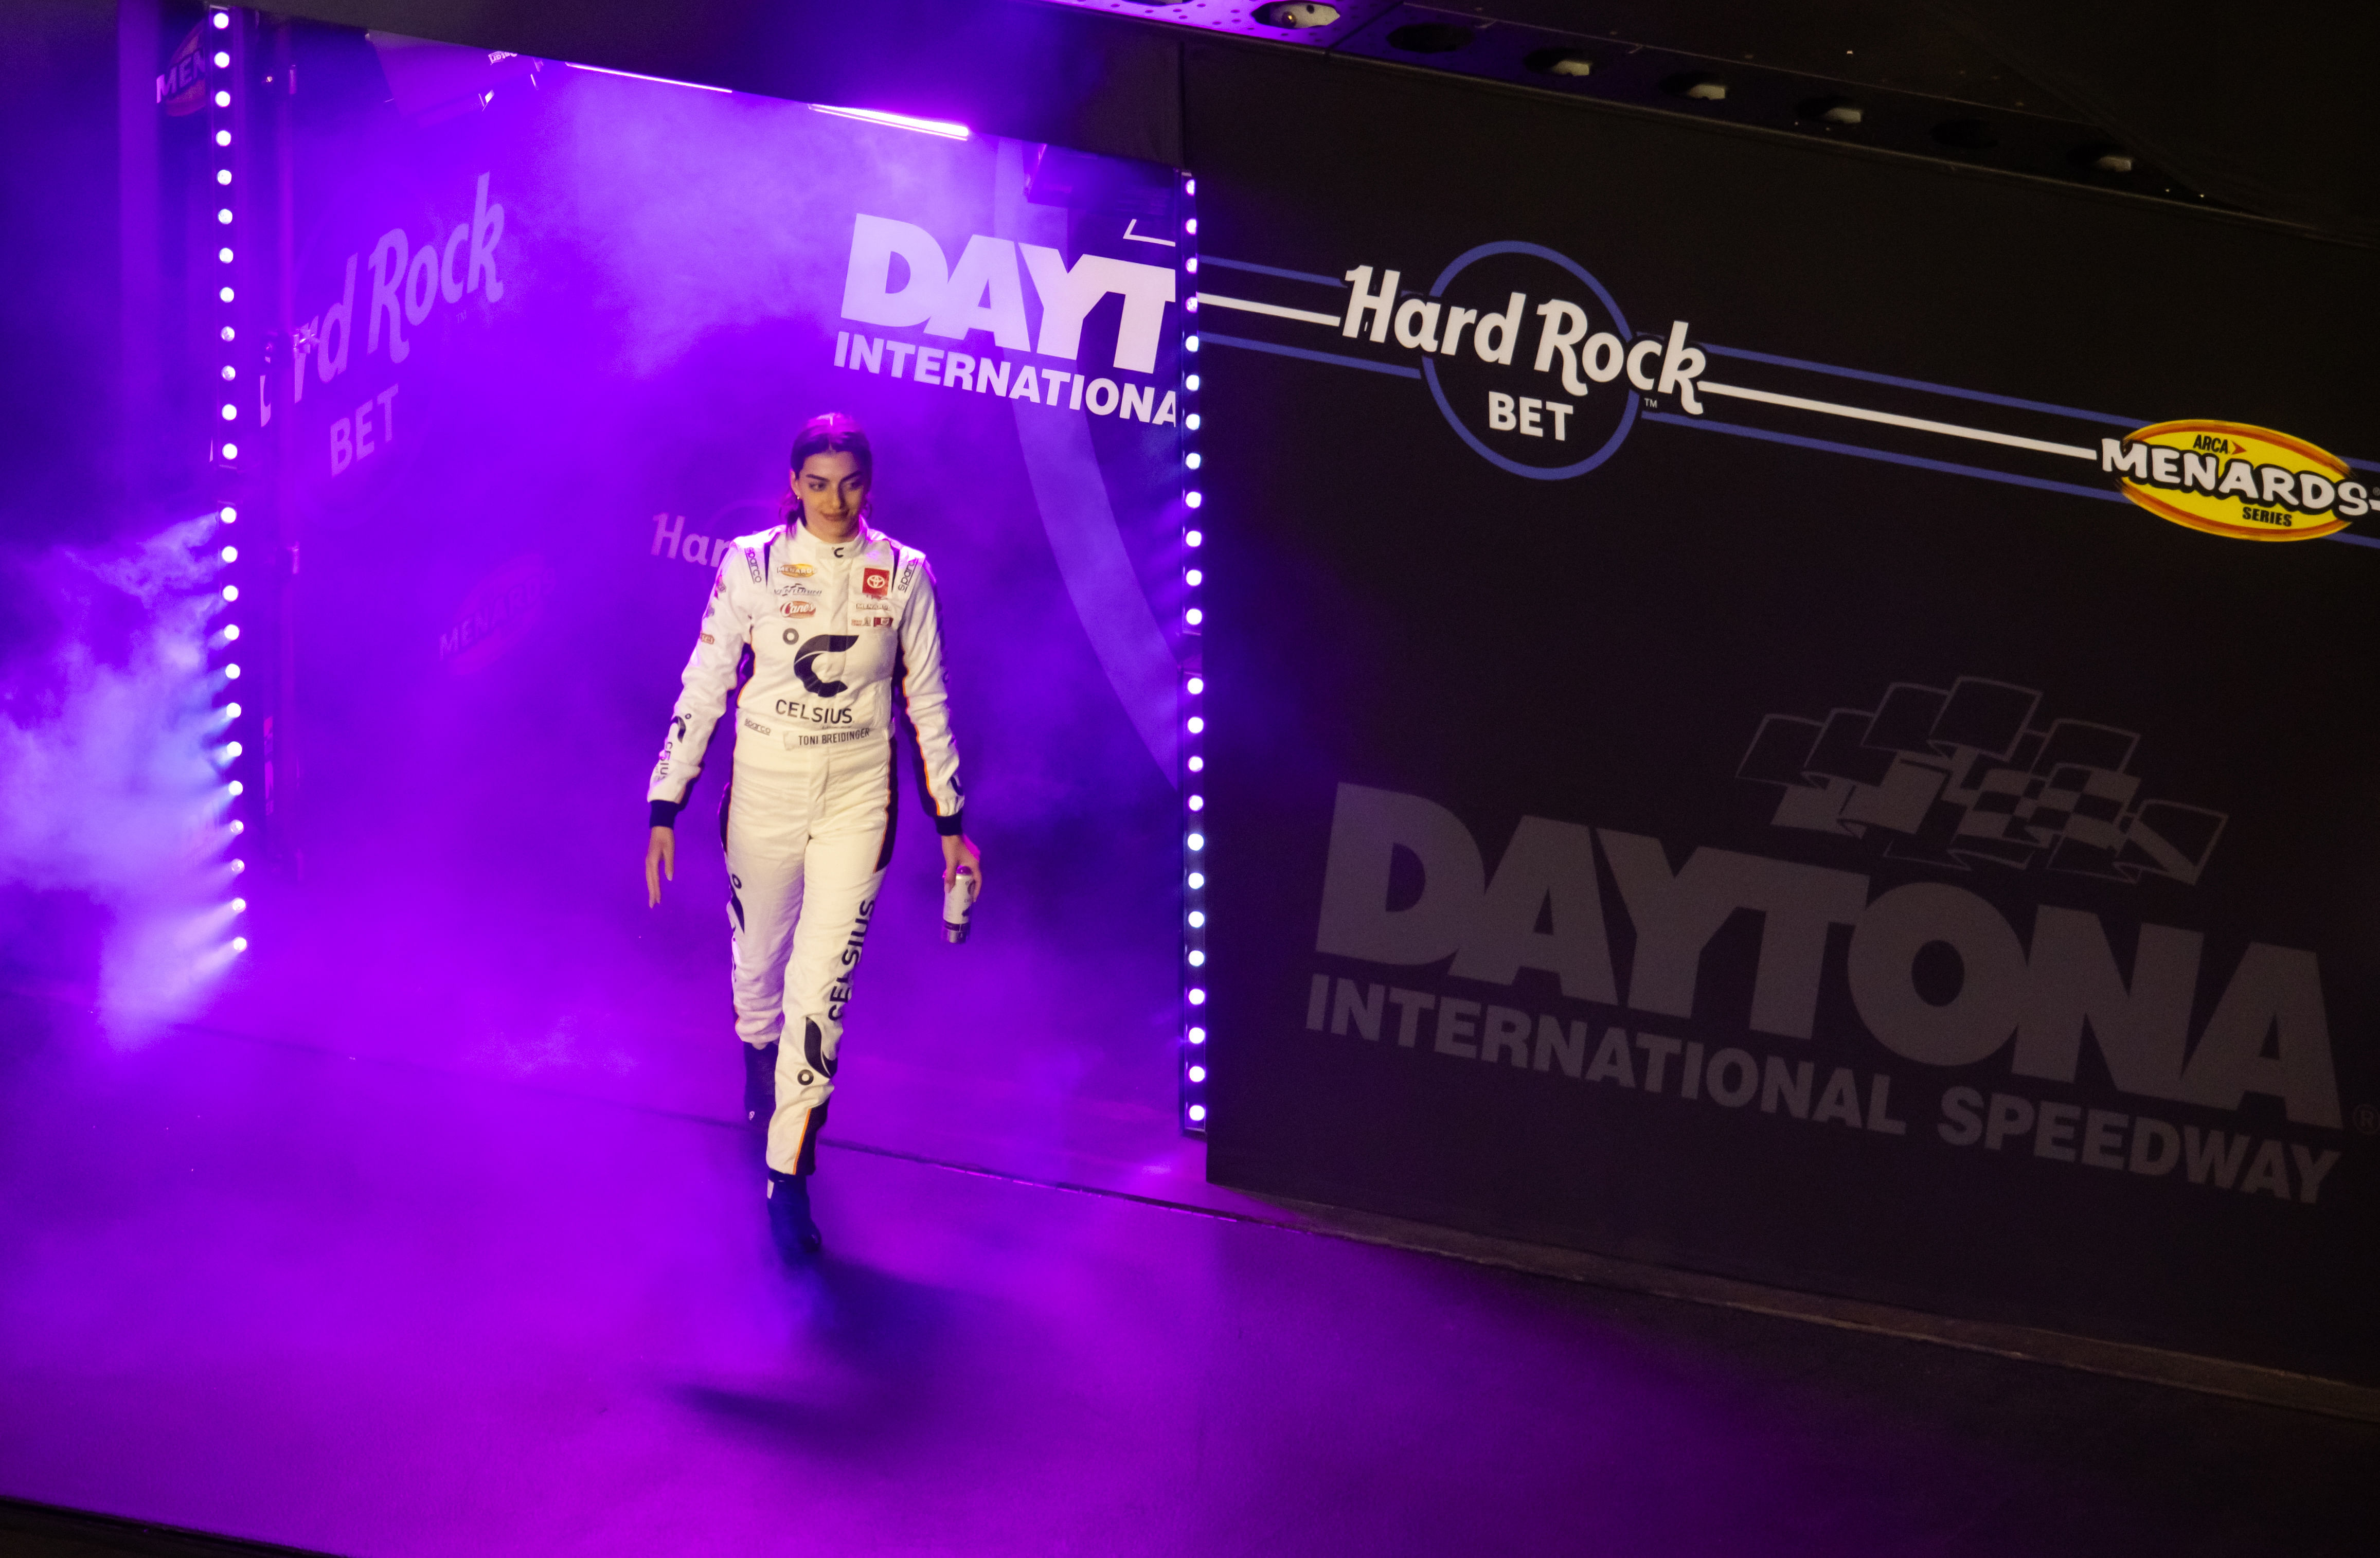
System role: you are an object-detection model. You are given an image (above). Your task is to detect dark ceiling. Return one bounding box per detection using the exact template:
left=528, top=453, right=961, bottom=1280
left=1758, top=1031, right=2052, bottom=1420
left=1457, top=1, right=2378, bottom=243
left=252, top=0, right=2380, bottom=244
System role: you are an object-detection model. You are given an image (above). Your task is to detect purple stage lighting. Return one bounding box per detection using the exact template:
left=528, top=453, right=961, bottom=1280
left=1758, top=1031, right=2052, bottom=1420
left=812, top=104, right=970, bottom=138
left=564, top=60, right=731, bottom=94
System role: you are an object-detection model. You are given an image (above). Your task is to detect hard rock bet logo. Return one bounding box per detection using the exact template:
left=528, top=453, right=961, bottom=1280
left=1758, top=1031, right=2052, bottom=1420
left=1339, top=241, right=1702, bottom=481
left=2101, top=421, right=2367, bottom=541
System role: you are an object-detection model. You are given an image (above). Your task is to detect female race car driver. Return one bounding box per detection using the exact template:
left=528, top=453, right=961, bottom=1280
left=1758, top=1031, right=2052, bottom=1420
left=644, top=412, right=980, bottom=1264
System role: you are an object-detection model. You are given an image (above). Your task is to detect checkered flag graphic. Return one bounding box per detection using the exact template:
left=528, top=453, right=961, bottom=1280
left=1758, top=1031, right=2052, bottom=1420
left=1737, top=677, right=2225, bottom=885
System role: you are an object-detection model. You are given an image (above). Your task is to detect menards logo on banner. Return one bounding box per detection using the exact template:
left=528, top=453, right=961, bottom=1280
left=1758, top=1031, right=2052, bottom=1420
left=2101, top=422, right=2364, bottom=541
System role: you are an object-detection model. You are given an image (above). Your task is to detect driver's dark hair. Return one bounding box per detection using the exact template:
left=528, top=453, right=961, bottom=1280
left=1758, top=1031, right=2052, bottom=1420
left=790, top=411, right=872, bottom=482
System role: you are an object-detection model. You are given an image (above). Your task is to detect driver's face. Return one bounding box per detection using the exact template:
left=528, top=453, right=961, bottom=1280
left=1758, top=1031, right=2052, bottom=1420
left=792, top=451, right=869, bottom=528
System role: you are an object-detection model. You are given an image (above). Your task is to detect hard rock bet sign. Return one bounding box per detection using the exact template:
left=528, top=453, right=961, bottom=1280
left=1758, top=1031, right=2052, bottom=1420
left=1208, top=242, right=2371, bottom=545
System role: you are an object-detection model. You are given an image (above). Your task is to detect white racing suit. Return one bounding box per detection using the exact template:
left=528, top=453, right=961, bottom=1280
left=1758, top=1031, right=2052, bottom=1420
left=647, top=518, right=964, bottom=1176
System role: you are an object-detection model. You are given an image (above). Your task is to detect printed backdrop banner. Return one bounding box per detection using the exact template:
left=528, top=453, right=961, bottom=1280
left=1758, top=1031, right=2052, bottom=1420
left=1192, top=48, right=2378, bottom=1383
left=217, top=28, right=1188, bottom=1137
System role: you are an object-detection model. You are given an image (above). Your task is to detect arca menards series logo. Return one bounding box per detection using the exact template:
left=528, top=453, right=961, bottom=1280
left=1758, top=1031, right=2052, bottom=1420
left=2100, top=422, right=2366, bottom=541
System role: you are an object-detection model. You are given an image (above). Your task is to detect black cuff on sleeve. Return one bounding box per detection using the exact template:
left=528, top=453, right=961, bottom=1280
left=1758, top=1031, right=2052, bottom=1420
left=649, top=798, right=684, bottom=830
left=935, top=809, right=966, bottom=837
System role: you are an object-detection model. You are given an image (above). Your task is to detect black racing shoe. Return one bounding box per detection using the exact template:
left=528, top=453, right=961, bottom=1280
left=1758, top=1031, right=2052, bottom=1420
left=742, top=1041, right=778, bottom=1132
left=766, top=1168, right=822, bottom=1263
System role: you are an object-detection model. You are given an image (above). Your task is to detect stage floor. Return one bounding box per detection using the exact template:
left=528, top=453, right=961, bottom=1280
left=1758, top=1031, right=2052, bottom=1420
left=1, top=989, right=2372, bottom=1557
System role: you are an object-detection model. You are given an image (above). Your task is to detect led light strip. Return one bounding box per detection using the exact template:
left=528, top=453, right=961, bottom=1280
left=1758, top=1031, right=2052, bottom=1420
left=207, top=9, right=250, bottom=956
left=1178, top=180, right=1208, bottom=1135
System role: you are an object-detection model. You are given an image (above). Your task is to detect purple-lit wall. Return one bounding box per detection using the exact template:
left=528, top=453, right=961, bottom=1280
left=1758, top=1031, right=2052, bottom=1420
left=206, top=28, right=1190, bottom=1129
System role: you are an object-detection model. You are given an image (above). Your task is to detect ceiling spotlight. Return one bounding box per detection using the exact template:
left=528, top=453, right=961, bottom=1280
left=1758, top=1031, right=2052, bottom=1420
left=1255, top=3, right=1338, bottom=26
left=2072, top=142, right=2136, bottom=173
left=1525, top=48, right=1594, bottom=78
left=1799, top=96, right=1863, bottom=126
left=1663, top=73, right=1728, bottom=102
